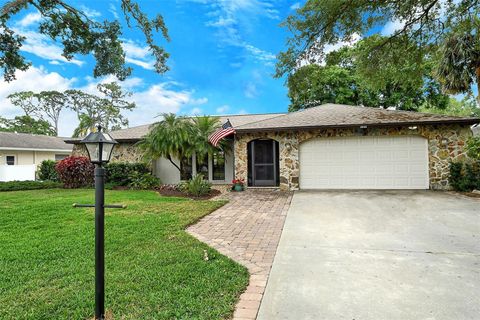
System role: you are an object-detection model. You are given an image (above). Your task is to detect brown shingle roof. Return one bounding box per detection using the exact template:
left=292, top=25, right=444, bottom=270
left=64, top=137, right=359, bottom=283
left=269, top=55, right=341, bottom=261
left=65, top=113, right=286, bottom=143
left=235, top=104, right=480, bottom=132
left=0, top=132, right=72, bottom=151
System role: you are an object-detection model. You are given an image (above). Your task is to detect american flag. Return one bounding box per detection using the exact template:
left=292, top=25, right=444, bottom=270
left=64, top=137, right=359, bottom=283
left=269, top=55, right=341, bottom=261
left=209, top=120, right=235, bottom=147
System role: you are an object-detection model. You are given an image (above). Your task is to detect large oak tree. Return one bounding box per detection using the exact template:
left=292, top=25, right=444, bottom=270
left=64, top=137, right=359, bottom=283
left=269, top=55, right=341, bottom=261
left=277, top=0, right=480, bottom=105
left=1, top=0, right=169, bottom=81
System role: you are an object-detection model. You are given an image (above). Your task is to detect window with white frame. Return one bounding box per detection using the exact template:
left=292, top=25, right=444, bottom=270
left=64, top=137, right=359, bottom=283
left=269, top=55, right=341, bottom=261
left=211, top=151, right=225, bottom=181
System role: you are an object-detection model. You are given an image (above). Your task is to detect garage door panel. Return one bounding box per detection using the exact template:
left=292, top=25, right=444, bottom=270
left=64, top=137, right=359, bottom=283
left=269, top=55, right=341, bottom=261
left=299, top=136, right=429, bottom=189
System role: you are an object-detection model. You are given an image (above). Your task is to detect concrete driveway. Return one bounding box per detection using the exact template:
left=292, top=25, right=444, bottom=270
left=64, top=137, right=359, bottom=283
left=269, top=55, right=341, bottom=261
left=258, top=191, right=480, bottom=320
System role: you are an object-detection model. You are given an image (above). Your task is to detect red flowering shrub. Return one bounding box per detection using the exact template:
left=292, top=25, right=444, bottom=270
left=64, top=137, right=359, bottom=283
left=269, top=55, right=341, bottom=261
left=55, top=156, right=94, bottom=188
left=232, top=179, right=244, bottom=186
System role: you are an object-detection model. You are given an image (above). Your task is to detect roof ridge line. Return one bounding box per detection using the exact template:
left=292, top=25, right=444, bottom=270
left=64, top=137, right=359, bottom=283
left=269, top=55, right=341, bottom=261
left=234, top=104, right=331, bottom=129
left=0, top=131, right=70, bottom=139
left=233, top=112, right=293, bottom=129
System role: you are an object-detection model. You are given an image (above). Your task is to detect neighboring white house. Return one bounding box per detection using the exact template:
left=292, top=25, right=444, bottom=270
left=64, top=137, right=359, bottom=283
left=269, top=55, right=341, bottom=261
left=0, top=132, right=72, bottom=182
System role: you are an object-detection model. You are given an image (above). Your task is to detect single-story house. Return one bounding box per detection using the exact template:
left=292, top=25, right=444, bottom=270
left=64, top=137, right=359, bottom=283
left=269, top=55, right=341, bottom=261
left=0, top=131, right=72, bottom=181
left=67, top=104, right=479, bottom=190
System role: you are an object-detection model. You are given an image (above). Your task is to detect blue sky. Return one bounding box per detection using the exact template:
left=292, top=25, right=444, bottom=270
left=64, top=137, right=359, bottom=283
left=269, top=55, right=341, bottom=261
left=2, top=1, right=471, bottom=137
left=0, top=0, right=304, bottom=136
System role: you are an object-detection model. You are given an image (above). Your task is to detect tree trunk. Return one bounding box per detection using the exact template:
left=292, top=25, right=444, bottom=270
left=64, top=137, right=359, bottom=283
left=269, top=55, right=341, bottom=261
left=167, top=154, right=181, bottom=172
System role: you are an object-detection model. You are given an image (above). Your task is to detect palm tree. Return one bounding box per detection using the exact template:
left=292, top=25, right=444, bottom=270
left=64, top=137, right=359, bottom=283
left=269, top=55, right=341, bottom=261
left=138, top=113, right=193, bottom=172
left=190, top=116, right=226, bottom=159
left=72, top=114, right=98, bottom=138
left=435, top=31, right=480, bottom=106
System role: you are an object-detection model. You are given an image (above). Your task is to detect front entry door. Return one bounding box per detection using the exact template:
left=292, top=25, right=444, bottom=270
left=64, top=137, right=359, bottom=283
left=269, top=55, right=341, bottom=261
left=249, top=139, right=277, bottom=186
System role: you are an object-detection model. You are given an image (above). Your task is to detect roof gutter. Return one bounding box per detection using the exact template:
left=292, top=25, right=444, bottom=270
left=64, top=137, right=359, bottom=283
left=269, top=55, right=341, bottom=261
left=0, top=147, right=72, bottom=152
left=234, top=118, right=480, bottom=133
left=65, top=138, right=141, bottom=144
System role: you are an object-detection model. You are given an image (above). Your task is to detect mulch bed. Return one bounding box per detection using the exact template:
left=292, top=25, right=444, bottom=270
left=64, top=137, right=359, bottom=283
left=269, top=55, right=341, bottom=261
left=157, top=188, right=222, bottom=200
left=109, top=185, right=225, bottom=200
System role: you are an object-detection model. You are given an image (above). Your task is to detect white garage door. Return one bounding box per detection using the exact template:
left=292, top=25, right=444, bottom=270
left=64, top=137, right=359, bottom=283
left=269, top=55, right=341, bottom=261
left=299, top=135, right=429, bottom=189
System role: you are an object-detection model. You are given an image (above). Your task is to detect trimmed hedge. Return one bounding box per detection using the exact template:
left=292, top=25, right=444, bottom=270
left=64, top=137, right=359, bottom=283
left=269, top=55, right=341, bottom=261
left=0, top=180, right=62, bottom=192
left=105, top=162, right=150, bottom=186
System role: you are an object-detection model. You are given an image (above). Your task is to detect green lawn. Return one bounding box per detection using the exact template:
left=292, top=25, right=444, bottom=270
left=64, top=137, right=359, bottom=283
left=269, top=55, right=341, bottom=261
left=0, top=189, right=249, bottom=319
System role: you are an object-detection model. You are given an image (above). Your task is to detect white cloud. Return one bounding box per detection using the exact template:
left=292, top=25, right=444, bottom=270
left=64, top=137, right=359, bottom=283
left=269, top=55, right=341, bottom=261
left=0, top=66, right=77, bottom=134
left=129, top=83, right=207, bottom=125
left=381, top=19, right=404, bottom=36
left=243, top=44, right=276, bottom=63
left=244, top=82, right=258, bottom=98
left=0, top=68, right=208, bottom=136
left=14, top=11, right=85, bottom=66
left=324, top=33, right=361, bottom=54
left=192, top=97, right=209, bottom=105
left=16, top=12, right=42, bottom=27
left=109, top=3, right=120, bottom=19
left=298, top=33, right=361, bottom=68
left=217, top=0, right=280, bottom=19
left=199, top=0, right=278, bottom=65
left=290, top=2, right=301, bottom=10
left=13, top=28, right=84, bottom=66
left=216, top=105, right=229, bottom=113
left=122, top=40, right=155, bottom=70
left=381, top=1, right=457, bottom=36
left=79, top=5, right=101, bottom=19
left=206, top=17, right=236, bottom=27
left=125, top=57, right=155, bottom=70
left=189, top=107, right=203, bottom=115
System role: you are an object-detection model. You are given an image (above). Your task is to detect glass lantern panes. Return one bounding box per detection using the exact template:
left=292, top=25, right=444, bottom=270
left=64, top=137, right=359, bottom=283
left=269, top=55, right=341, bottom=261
left=80, top=127, right=118, bottom=164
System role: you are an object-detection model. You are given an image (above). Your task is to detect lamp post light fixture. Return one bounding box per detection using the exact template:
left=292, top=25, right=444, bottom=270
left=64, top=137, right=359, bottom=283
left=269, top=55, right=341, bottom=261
left=79, top=125, right=117, bottom=320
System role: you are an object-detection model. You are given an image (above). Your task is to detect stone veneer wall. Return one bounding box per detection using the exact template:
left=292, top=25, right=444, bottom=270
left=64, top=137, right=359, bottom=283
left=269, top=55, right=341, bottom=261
left=72, top=142, right=146, bottom=163
left=234, top=124, right=473, bottom=191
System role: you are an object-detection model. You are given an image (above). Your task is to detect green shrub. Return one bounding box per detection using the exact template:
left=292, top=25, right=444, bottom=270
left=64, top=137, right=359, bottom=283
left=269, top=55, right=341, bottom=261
left=466, top=136, right=480, bottom=160
left=0, top=180, right=62, bottom=192
left=449, top=161, right=480, bottom=192
left=179, top=174, right=212, bottom=197
left=105, top=162, right=150, bottom=186
left=449, top=162, right=464, bottom=191
left=37, top=160, right=59, bottom=181
left=128, top=171, right=160, bottom=190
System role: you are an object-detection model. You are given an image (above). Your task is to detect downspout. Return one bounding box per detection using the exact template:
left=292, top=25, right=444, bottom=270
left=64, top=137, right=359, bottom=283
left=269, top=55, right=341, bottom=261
left=232, top=136, right=236, bottom=181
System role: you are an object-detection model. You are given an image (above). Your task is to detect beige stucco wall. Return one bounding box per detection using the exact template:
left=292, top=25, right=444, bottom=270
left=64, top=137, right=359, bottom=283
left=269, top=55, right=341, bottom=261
left=234, top=124, right=473, bottom=191
left=73, top=142, right=234, bottom=184
left=154, top=151, right=234, bottom=185
left=0, top=150, right=70, bottom=167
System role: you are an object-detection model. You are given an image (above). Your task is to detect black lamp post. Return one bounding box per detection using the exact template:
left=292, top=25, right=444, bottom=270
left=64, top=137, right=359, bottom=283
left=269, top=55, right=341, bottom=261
left=79, top=125, right=117, bottom=320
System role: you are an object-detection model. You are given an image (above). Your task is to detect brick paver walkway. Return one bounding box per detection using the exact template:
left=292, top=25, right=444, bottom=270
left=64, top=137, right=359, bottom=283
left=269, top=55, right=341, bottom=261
left=187, top=190, right=292, bottom=320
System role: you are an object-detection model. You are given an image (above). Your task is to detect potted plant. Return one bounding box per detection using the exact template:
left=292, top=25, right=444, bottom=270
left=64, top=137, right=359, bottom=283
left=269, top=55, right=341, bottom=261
left=231, top=178, right=245, bottom=191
